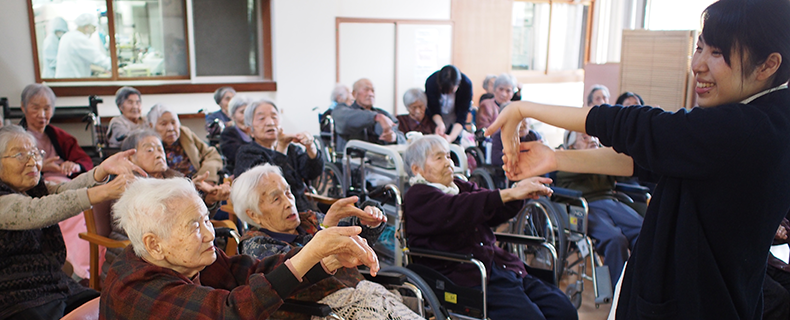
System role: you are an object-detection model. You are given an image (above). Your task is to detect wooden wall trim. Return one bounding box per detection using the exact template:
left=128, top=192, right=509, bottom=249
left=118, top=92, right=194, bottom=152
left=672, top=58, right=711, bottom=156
left=261, top=0, right=273, bottom=80
left=49, top=81, right=277, bottom=97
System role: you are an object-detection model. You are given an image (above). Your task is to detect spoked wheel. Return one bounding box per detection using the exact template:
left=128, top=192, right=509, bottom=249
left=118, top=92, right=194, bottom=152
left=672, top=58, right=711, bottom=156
left=469, top=168, right=496, bottom=190
left=511, top=197, right=568, bottom=283
left=311, top=162, right=345, bottom=199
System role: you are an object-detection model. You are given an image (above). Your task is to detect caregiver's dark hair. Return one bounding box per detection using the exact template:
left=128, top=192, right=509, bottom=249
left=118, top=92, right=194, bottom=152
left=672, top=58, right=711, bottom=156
left=701, top=0, right=790, bottom=87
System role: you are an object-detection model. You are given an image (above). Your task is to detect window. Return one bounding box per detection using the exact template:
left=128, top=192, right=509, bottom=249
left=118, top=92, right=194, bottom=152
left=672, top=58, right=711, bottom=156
left=27, top=0, right=273, bottom=94
left=511, top=0, right=591, bottom=74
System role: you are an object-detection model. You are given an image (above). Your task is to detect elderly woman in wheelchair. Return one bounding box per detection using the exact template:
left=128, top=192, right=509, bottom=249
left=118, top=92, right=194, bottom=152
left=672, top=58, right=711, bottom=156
left=554, top=131, right=643, bottom=289
left=402, top=135, right=578, bottom=320
left=231, top=164, right=425, bottom=319
left=101, top=177, right=383, bottom=319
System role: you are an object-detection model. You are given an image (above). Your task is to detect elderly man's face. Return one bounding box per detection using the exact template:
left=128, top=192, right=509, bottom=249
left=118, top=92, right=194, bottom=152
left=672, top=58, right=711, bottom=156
left=157, top=194, right=216, bottom=278
left=407, top=101, right=426, bottom=122
left=251, top=103, right=280, bottom=143
left=0, top=138, right=42, bottom=192
left=132, top=136, right=167, bottom=175
left=353, top=80, right=376, bottom=109
left=154, top=112, right=180, bottom=145
left=573, top=133, right=600, bottom=150
left=24, top=94, right=53, bottom=133
left=251, top=173, right=300, bottom=235
left=495, top=85, right=513, bottom=105
left=412, top=147, right=454, bottom=187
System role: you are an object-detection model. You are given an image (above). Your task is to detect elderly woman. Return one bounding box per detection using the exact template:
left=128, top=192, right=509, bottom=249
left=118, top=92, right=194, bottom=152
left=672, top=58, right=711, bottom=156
left=219, top=95, right=252, bottom=173
left=100, top=129, right=230, bottom=278
left=232, top=164, right=423, bottom=319
left=101, top=177, right=380, bottom=319
left=234, top=100, right=323, bottom=212
left=0, top=125, right=141, bottom=319
left=147, top=104, right=223, bottom=183
left=397, top=88, right=436, bottom=135
left=585, top=84, right=610, bottom=107
left=107, top=86, right=148, bottom=148
left=20, top=83, right=96, bottom=280
left=402, top=135, right=577, bottom=320
left=477, top=74, right=514, bottom=129
left=205, top=86, right=236, bottom=130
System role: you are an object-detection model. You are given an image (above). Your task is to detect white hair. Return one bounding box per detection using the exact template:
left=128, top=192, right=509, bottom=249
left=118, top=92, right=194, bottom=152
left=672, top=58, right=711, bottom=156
left=402, top=88, right=427, bottom=108
left=228, top=94, right=251, bottom=118
left=243, top=99, right=278, bottom=130
left=493, top=73, right=516, bottom=91
left=146, top=103, right=180, bottom=127
left=113, top=178, right=198, bottom=257
left=230, top=164, right=284, bottom=228
left=403, top=135, right=450, bottom=176
left=0, top=125, right=36, bottom=172
left=331, top=84, right=350, bottom=104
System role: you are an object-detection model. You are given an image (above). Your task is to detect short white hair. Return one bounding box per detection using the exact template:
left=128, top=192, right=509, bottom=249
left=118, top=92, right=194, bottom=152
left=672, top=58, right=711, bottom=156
left=228, top=94, right=250, bottom=118
left=331, top=84, right=350, bottom=104
left=230, top=164, right=284, bottom=228
left=243, top=99, right=278, bottom=130
left=402, top=88, right=427, bottom=108
left=113, top=178, right=199, bottom=257
left=403, top=135, right=450, bottom=176
left=147, top=103, right=180, bottom=127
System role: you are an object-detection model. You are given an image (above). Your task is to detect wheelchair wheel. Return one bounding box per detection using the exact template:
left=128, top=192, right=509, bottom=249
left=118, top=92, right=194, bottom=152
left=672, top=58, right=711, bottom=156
left=512, top=197, right=568, bottom=283
left=465, top=146, right=486, bottom=172
left=380, top=266, right=450, bottom=320
left=469, top=168, right=496, bottom=190
left=311, top=162, right=345, bottom=199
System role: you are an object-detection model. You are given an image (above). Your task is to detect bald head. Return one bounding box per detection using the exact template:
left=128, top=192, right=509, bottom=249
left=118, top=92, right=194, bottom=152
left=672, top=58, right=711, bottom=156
left=352, top=78, right=375, bottom=110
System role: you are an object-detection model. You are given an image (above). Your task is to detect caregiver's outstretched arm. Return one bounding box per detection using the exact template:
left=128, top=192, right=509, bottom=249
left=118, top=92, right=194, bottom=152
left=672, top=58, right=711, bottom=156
left=501, top=141, right=634, bottom=180
left=486, top=101, right=591, bottom=173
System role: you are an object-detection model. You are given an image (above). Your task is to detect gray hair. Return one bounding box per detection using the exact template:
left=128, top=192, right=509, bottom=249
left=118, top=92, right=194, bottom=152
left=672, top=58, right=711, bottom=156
left=243, top=99, right=278, bottom=130
left=403, top=135, right=450, bottom=176
left=586, top=85, right=610, bottom=106
left=21, top=84, right=56, bottom=111
left=147, top=103, right=179, bottom=126
left=482, top=75, right=496, bottom=90
left=230, top=164, right=284, bottom=228
left=113, top=177, right=199, bottom=257
left=402, top=88, right=427, bottom=108
left=493, top=74, right=515, bottom=91
left=213, top=87, right=236, bottom=105
left=0, top=125, right=36, bottom=172
left=331, top=84, right=350, bottom=104
left=115, top=86, right=141, bottom=109
left=228, top=94, right=250, bottom=118
left=120, top=129, right=161, bottom=151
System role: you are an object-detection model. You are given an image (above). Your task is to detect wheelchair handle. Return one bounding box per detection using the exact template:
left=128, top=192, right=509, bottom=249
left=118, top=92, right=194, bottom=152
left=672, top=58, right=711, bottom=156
left=550, top=186, right=583, bottom=199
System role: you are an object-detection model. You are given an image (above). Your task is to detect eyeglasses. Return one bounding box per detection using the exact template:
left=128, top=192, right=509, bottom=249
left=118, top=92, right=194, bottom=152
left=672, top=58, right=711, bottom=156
left=2, top=149, right=46, bottom=163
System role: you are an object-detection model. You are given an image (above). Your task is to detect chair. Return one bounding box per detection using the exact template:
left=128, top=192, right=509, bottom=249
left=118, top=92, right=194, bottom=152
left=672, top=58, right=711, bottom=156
left=60, top=297, right=99, bottom=320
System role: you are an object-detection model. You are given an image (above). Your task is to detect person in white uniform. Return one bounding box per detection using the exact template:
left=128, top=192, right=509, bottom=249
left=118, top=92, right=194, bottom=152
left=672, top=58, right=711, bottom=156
left=55, top=13, right=111, bottom=78
left=42, top=17, right=68, bottom=78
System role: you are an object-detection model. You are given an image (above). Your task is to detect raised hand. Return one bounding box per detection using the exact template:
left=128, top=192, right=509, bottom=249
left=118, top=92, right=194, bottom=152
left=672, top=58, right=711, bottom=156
left=42, top=157, right=61, bottom=173
left=94, top=149, right=148, bottom=181
left=60, top=161, right=81, bottom=175
left=275, top=128, right=295, bottom=154
left=193, top=172, right=230, bottom=205
left=86, top=173, right=135, bottom=204
left=501, top=141, right=558, bottom=181
left=293, top=226, right=380, bottom=277
left=323, top=196, right=387, bottom=228
left=485, top=104, right=525, bottom=174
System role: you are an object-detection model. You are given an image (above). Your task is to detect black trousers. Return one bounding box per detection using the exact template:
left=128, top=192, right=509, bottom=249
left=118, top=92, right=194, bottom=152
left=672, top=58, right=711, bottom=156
left=6, top=289, right=99, bottom=320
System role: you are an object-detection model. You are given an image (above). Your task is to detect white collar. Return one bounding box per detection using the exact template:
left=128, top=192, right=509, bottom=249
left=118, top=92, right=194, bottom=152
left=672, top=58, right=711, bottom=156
left=741, top=84, right=789, bottom=104
left=409, top=174, right=459, bottom=195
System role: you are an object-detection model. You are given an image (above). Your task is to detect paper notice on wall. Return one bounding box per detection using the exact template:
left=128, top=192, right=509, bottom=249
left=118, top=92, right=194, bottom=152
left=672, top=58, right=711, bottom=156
left=414, top=28, right=439, bottom=84
left=771, top=244, right=790, bottom=264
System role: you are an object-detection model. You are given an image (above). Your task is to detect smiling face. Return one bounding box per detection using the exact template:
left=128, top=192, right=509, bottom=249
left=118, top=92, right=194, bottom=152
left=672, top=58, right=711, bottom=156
left=0, top=138, right=42, bottom=192
left=407, top=101, right=426, bottom=122
left=154, top=112, right=180, bottom=145
left=412, top=146, right=454, bottom=187
left=495, top=84, right=514, bottom=105
left=132, top=136, right=167, bottom=175
left=251, top=173, right=300, bottom=235
left=155, top=194, right=216, bottom=278
left=251, top=103, right=280, bottom=145
left=120, top=94, right=142, bottom=122
left=692, top=36, right=767, bottom=108
left=24, top=94, right=53, bottom=133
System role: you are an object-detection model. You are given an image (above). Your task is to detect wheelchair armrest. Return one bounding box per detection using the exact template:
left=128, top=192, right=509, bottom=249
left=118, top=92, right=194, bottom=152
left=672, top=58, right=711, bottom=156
left=358, top=269, right=407, bottom=285
left=408, top=246, right=474, bottom=261
left=305, top=193, right=339, bottom=205
left=494, top=232, right=546, bottom=246
left=614, top=182, right=650, bottom=194
left=550, top=186, right=583, bottom=199
left=279, top=299, right=333, bottom=317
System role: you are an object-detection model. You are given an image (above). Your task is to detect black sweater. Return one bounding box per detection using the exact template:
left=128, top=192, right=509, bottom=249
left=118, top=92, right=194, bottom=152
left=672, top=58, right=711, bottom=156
left=587, top=89, right=790, bottom=319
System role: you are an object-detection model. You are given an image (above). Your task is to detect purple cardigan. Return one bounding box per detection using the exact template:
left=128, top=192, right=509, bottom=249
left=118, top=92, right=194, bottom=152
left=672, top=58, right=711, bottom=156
left=403, top=179, right=526, bottom=287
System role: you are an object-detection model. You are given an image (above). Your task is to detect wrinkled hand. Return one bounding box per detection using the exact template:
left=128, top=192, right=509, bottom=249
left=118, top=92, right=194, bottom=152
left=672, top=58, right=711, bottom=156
left=777, top=225, right=788, bottom=240
left=193, top=172, right=230, bottom=205
left=275, top=128, right=295, bottom=153
left=323, top=196, right=386, bottom=228
left=292, top=132, right=315, bottom=147
left=379, top=130, right=397, bottom=143
left=60, top=161, right=81, bottom=175
left=42, top=157, right=62, bottom=173
left=486, top=104, right=526, bottom=174
left=301, top=226, right=380, bottom=276
left=501, top=141, right=558, bottom=181
left=87, top=174, right=135, bottom=204
left=510, top=176, right=554, bottom=200
left=435, top=122, right=446, bottom=136
left=95, top=149, right=148, bottom=181
left=360, top=205, right=386, bottom=227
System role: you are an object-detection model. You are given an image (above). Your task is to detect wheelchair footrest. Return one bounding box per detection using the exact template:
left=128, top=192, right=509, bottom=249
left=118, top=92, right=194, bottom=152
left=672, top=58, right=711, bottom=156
left=594, top=265, right=613, bottom=304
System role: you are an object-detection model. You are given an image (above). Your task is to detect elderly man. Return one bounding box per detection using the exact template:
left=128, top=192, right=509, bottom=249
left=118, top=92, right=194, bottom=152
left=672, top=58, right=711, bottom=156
left=403, top=135, right=577, bottom=320
left=55, top=13, right=111, bottom=78
left=101, top=178, right=380, bottom=320
left=333, top=78, right=405, bottom=152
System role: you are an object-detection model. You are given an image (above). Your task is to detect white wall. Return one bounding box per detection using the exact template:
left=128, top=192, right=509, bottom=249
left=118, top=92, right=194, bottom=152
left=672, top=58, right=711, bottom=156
left=0, top=0, right=450, bottom=144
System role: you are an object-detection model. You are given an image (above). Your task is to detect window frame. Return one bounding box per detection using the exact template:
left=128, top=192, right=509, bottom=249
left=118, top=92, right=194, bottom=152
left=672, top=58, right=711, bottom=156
left=511, top=0, right=594, bottom=83
left=26, top=0, right=275, bottom=96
